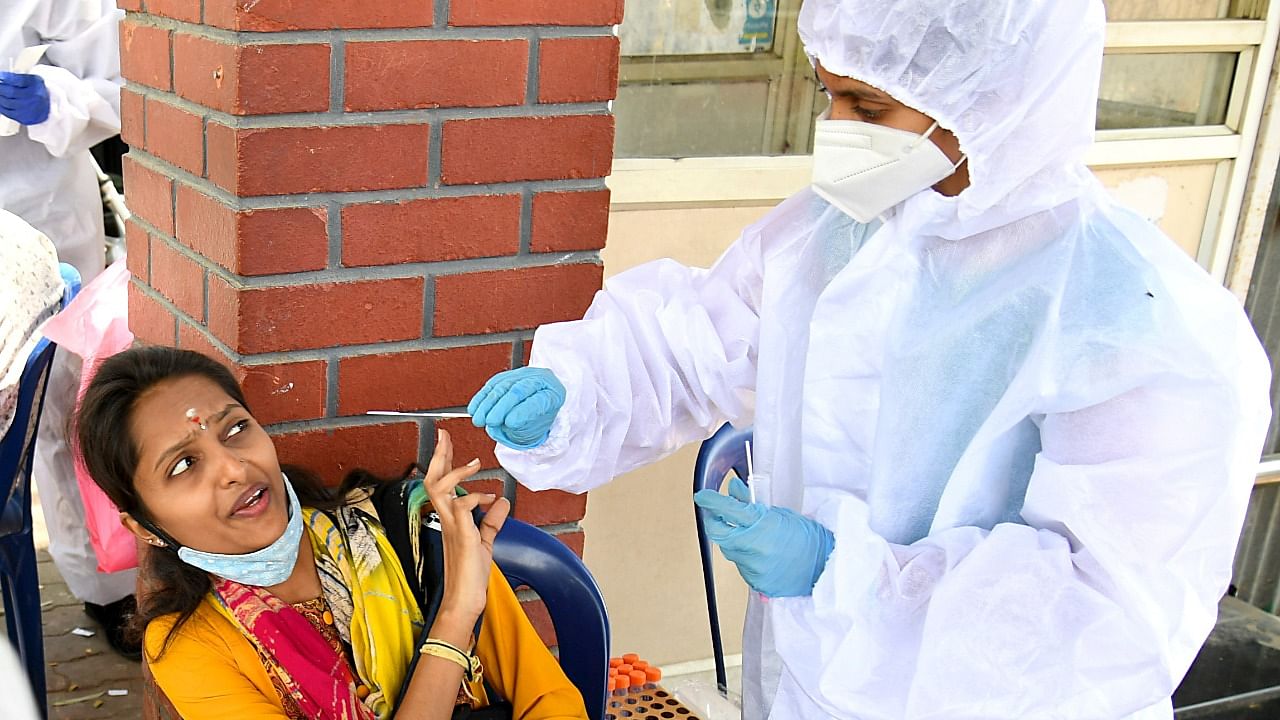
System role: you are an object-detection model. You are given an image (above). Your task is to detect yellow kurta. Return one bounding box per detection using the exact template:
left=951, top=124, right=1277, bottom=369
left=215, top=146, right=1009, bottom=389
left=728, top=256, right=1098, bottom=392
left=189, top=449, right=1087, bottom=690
left=146, top=564, right=587, bottom=720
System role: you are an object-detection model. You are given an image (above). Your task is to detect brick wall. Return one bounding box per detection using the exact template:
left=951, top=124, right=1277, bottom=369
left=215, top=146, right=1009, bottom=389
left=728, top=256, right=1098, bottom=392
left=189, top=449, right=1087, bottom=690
left=119, top=0, right=621, bottom=647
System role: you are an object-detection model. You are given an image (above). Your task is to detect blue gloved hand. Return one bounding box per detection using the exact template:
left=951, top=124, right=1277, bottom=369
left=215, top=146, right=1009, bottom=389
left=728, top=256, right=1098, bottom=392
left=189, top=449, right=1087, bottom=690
left=694, top=477, right=835, bottom=598
left=468, top=367, right=566, bottom=450
left=0, top=72, right=50, bottom=126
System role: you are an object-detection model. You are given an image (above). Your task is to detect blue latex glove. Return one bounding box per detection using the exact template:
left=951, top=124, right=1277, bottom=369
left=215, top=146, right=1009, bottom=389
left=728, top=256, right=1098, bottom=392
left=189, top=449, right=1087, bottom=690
left=0, top=72, right=50, bottom=126
left=468, top=367, right=566, bottom=450
left=694, top=477, right=835, bottom=598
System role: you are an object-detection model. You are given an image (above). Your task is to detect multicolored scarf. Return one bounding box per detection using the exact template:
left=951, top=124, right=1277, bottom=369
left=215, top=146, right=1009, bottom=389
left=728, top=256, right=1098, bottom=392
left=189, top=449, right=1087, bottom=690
left=209, top=501, right=425, bottom=720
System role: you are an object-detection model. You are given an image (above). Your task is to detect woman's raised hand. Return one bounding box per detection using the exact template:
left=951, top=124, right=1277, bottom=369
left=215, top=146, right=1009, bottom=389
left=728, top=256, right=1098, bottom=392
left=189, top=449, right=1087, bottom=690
left=401, top=430, right=511, bottom=717
left=424, top=429, right=511, bottom=622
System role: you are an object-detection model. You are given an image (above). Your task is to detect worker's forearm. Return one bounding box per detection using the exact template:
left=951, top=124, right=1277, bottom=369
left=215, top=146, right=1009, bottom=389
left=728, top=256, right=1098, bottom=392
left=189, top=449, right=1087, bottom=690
left=393, top=609, right=477, bottom=720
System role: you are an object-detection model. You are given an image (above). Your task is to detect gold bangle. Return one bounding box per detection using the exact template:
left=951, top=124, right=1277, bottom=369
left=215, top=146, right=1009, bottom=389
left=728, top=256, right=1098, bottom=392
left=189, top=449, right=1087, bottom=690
left=420, top=639, right=483, bottom=684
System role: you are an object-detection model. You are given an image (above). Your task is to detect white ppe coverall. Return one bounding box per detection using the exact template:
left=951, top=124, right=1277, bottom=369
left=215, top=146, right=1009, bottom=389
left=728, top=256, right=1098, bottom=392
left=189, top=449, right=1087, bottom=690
left=498, top=0, right=1273, bottom=717
left=2, top=0, right=134, bottom=604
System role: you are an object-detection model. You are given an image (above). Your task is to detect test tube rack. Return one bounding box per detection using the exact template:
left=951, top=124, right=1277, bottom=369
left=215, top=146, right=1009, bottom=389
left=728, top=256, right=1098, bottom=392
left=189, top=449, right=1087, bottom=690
left=604, top=654, right=704, bottom=720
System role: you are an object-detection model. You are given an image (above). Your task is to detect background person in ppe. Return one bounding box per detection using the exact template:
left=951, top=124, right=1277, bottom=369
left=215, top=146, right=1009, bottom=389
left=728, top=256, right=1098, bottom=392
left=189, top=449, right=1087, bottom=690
left=1, top=0, right=137, bottom=657
left=469, top=0, right=1272, bottom=717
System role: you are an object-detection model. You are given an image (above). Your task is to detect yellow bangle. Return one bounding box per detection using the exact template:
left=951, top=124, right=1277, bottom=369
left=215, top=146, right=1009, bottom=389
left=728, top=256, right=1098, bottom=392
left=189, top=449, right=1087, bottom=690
left=420, top=638, right=483, bottom=684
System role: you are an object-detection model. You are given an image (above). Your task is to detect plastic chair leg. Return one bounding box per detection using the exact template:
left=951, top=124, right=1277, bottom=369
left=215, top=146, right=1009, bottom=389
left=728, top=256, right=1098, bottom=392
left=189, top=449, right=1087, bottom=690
left=2, top=569, right=20, bottom=651
left=0, top=532, right=47, bottom=717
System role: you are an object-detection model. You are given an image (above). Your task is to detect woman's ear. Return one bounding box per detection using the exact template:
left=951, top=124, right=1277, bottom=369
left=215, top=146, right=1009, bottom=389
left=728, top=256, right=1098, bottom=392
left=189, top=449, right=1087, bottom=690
left=120, top=512, right=167, bottom=548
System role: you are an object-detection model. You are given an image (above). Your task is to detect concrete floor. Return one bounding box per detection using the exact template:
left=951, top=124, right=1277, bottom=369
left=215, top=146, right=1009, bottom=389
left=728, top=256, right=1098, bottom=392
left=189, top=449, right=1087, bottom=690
left=0, top=487, right=146, bottom=719
left=30, top=548, right=144, bottom=719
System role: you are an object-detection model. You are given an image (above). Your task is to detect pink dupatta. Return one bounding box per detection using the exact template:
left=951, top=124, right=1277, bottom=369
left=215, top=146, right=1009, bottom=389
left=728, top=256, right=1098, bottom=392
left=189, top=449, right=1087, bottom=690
left=214, top=579, right=375, bottom=720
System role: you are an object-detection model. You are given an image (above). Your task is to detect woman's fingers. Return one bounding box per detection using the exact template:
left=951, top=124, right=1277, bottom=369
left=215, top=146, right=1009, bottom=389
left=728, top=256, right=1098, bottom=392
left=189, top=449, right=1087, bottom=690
left=438, top=490, right=492, bottom=544
left=439, top=486, right=504, bottom=528
left=478, top=497, right=510, bottom=548
left=445, top=491, right=504, bottom=524
left=443, top=489, right=489, bottom=515
left=427, top=459, right=483, bottom=524
left=429, top=466, right=474, bottom=504
left=425, top=429, right=455, bottom=486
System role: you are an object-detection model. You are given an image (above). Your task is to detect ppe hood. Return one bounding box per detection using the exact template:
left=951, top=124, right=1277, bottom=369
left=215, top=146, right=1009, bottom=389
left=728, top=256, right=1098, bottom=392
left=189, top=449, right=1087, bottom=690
left=799, top=0, right=1107, bottom=238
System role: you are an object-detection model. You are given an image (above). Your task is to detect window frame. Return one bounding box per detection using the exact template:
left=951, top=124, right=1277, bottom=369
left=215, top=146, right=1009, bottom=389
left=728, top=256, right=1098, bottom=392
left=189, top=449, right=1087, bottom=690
left=1258, top=459, right=1280, bottom=485
left=610, top=14, right=1280, bottom=283
left=607, top=5, right=1280, bottom=483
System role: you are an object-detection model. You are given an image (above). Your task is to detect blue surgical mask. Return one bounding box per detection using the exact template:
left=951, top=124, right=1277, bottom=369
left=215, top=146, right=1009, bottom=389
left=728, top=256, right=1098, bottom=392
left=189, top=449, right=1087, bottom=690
left=175, top=476, right=304, bottom=587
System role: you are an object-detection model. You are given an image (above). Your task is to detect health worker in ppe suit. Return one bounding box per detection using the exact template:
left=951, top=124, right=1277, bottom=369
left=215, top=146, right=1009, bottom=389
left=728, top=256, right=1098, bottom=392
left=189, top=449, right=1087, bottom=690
left=469, top=0, right=1273, bottom=717
left=1, top=0, right=138, bottom=656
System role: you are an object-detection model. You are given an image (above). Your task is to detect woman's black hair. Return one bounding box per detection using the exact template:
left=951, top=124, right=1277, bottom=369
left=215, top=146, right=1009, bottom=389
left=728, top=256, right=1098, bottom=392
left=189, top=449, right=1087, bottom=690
left=72, top=346, right=386, bottom=659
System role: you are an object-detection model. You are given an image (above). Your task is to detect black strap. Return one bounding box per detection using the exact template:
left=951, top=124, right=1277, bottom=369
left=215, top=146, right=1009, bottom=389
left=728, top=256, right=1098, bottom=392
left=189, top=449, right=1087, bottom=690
left=450, top=699, right=515, bottom=720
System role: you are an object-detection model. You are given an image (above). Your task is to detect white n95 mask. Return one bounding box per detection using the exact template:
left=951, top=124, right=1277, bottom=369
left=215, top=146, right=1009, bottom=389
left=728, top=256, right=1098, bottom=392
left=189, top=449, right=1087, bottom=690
left=811, top=116, right=964, bottom=223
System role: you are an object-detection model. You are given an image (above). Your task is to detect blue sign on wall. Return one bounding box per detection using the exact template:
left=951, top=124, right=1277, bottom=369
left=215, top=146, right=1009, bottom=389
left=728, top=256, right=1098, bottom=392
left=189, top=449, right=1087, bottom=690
left=739, top=0, right=776, bottom=50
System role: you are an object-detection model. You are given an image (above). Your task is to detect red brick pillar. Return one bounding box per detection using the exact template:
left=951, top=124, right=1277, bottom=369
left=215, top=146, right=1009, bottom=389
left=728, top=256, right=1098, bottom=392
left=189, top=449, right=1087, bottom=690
left=118, top=1, right=619, bottom=600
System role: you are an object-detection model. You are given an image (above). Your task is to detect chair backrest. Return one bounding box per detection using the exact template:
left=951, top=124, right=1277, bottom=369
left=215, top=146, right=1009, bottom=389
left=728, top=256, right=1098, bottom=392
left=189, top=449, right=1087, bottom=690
left=692, top=422, right=754, bottom=694
left=492, top=517, right=610, bottom=720
left=0, top=264, right=81, bottom=537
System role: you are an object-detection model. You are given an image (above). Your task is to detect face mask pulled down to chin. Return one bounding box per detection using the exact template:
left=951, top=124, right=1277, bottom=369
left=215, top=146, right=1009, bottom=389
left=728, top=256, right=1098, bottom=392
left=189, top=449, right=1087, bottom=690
left=810, top=111, right=965, bottom=224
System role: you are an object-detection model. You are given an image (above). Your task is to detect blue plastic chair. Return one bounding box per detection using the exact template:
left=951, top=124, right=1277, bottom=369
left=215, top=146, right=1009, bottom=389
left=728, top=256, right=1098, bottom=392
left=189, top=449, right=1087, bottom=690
left=692, top=422, right=754, bottom=695
left=492, top=517, right=611, bottom=720
left=0, top=264, right=81, bottom=714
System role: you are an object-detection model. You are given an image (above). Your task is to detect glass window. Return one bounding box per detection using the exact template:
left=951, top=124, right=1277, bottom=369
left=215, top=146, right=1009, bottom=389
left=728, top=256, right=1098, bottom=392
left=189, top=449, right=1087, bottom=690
left=1106, top=0, right=1271, bottom=20
left=1104, top=0, right=1232, bottom=20
left=614, top=2, right=1249, bottom=158
left=1098, top=53, right=1237, bottom=129
left=616, top=81, right=776, bottom=157
left=615, top=0, right=812, bottom=159
left=621, top=0, right=782, bottom=55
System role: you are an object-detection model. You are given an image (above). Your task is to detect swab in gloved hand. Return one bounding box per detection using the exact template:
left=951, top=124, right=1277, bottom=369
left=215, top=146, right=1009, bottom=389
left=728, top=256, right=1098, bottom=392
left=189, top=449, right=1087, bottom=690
left=467, top=367, right=565, bottom=450
left=694, top=477, right=834, bottom=598
left=0, top=45, right=49, bottom=135
left=366, top=410, right=472, bottom=419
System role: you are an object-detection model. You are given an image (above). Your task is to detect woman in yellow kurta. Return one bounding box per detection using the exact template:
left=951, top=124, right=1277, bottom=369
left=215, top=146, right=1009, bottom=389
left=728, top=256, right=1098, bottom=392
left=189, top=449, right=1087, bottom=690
left=73, top=346, right=587, bottom=720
